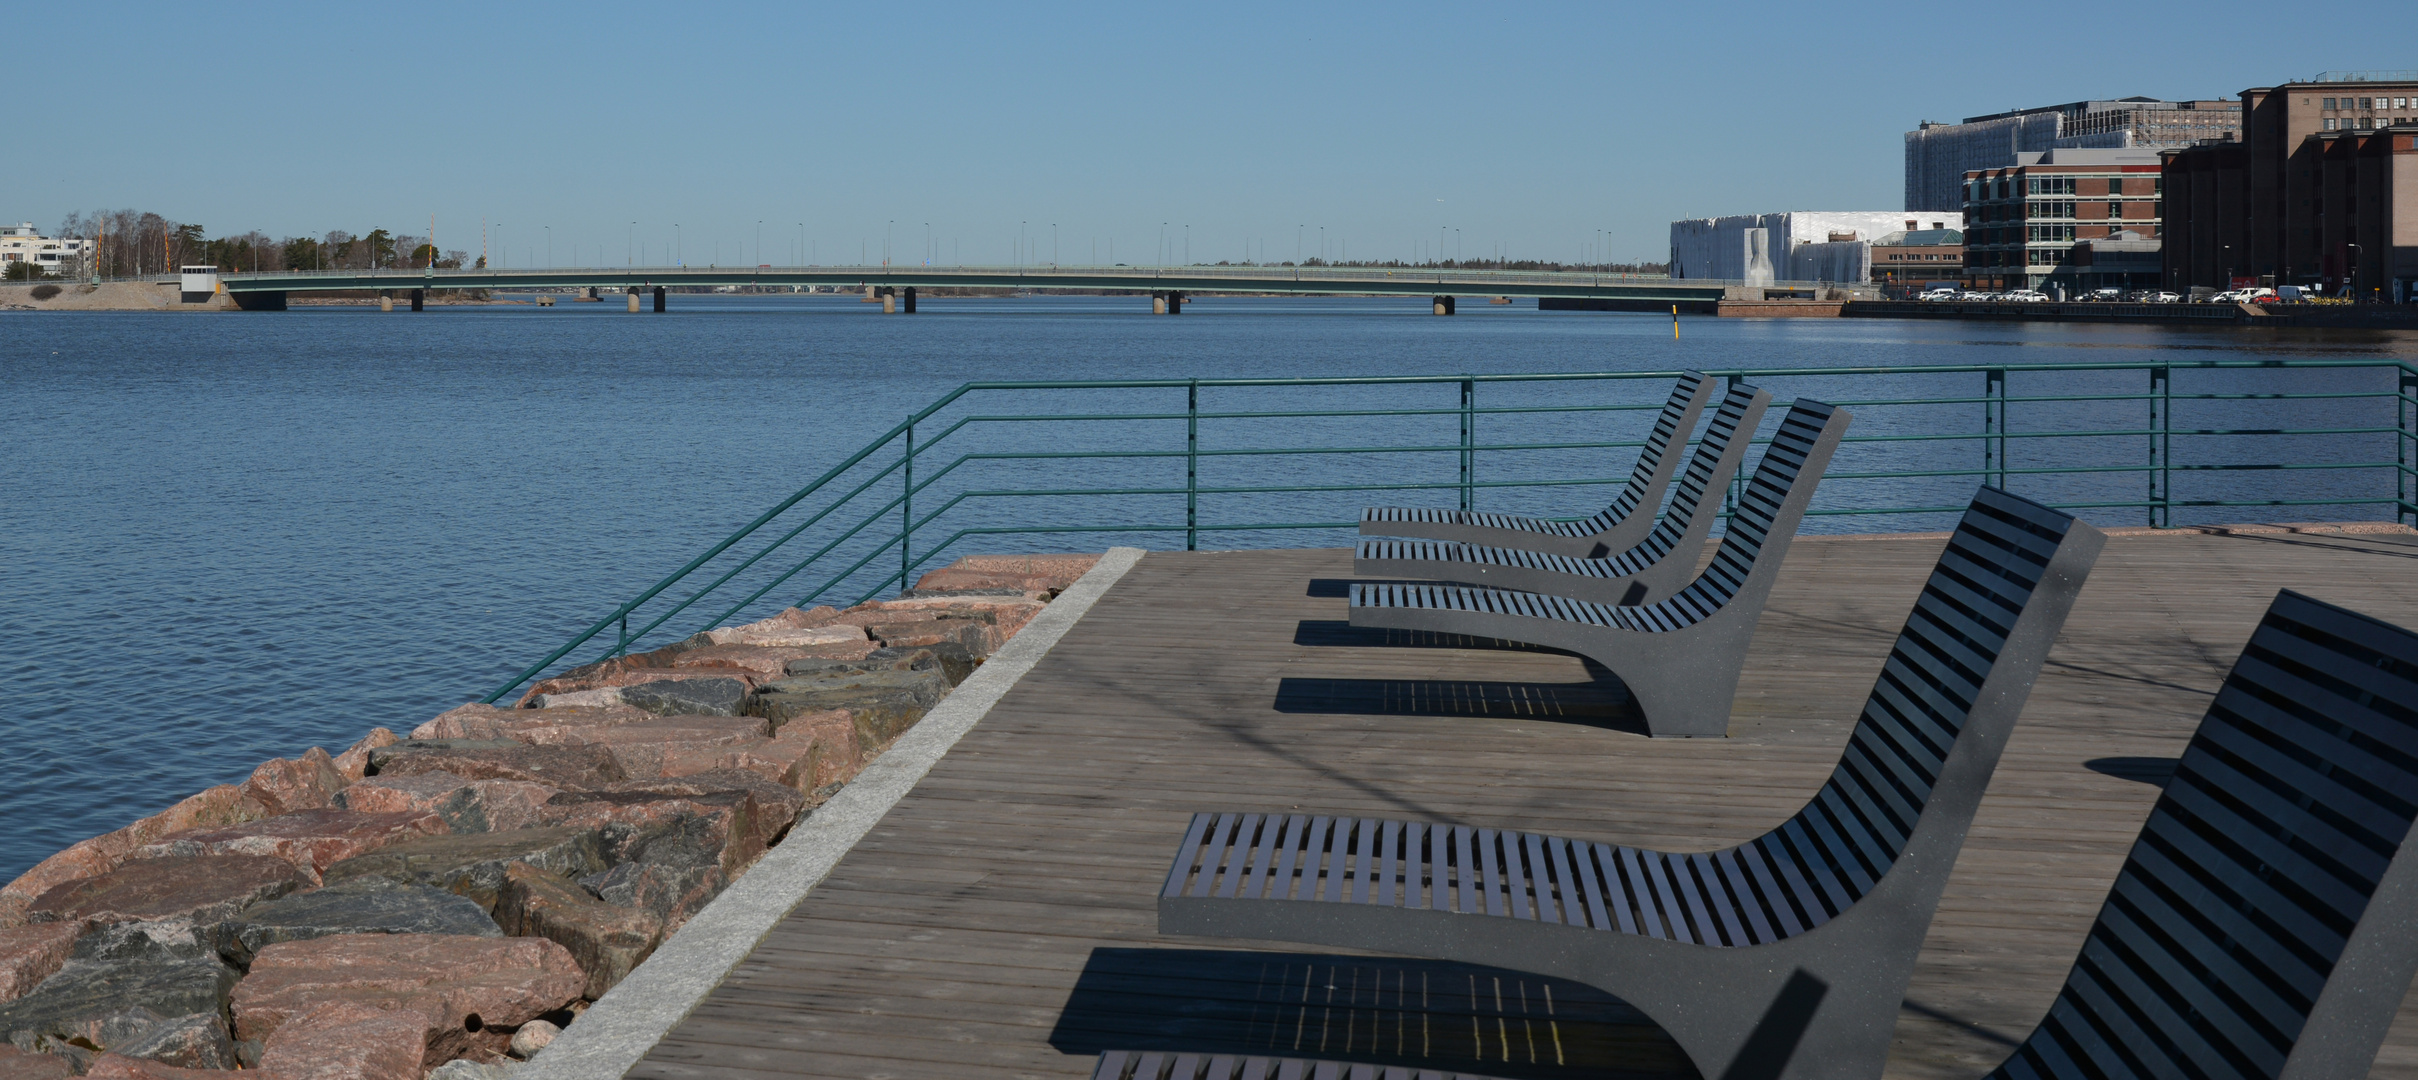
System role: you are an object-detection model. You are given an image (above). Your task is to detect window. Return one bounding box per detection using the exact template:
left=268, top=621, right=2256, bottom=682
left=2397, top=98, right=2409, bottom=108
left=2326, top=118, right=2340, bottom=130
left=2325, top=97, right=2338, bottom=109
left=2362, top=97, right=2375, bottom=110
left=2109, top=201, right=2124, bottom=219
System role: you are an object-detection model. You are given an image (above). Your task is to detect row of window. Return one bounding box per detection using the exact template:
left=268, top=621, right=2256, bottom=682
left=2324, top=96, right=2413, bottom=110
left=2023, top=201, right=2155, bottom=220
left=2324, top=117, right=2411, bottom=131
left=1967, top=176, right=2162, bottom=201
left=1879, top=252, right=1957, bottom=261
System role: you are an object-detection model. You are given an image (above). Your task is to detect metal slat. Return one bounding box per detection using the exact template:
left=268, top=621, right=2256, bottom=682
left=1164, top=813, right=1215, bottom=899
left=1217, top=814, right=1264, bottom=900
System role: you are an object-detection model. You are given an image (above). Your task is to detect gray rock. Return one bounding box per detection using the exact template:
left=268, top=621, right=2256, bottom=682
left=235, top=1037, right=264, bottom=1068
left=69, top=921, right=214, bottom=965
left=748, top=668, right=951, bottom=746
left=784, top=645, right=975, bottom=686
left=508, top=1017, right=560, bottom=1058
left=210, top=877, right=502, bottom=964
left=113, top=1011, right=236, bottom=1069
left=617, top=678, right=749, bottom=717
left=0, top=926, right=239, bottom=1054
left=430, top=1058, right=519, bottom=1079
left=321, top=826, right=609, bottom=915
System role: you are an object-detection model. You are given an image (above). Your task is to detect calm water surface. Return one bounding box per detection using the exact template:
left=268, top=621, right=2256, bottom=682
left=5, top=294, right=2414, bottom=880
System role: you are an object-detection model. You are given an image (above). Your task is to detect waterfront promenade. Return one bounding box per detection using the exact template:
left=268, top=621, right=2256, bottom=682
left=620, top=526, right=2418, bottom=1080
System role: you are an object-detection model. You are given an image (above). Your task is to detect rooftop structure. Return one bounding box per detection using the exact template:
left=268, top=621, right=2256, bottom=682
left=1905, top=97, right=2241, bottom=212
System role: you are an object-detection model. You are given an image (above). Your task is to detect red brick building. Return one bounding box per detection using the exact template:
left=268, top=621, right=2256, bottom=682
left=1961, top=149, right=2165, bottom=293
left=2160, top=73, right=2418, bottom=300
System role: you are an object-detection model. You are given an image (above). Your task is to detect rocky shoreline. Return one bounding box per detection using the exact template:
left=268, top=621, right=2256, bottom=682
left=0, top=553, right=1100, bottom=1079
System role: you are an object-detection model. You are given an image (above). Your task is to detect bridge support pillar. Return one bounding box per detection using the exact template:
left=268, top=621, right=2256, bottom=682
left=654, top=286, right=665, bottom=312
left=1432, top=295, right=1455, bottom=315
left=1152, top=293, right=1166, bottom=315
left=379, top=294, right=394, bottom=313
left=411, top=289, right=425, bottom=312
left=882, top=291, right=896, bottom=313
left=627, top=290, right=641, bottom=313
left=902, top=286, right=917, bottom=313
left=586, top=286, right=600, bottom=301
left=865, top=285, right=877, bottom=301
left=1169, top=290, right=1183, bottom=314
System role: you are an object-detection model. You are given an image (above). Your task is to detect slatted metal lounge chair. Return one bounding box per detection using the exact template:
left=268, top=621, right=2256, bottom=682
left=1348, top=399, right=1850, bottom=738
left=1154, top=486, right=2106, bottom=1080
left=1974, top=588, right=2418, bottom=1080
left=1354, top=382, right=1772, bottom=606
left=1093, top=1050, right=1518, bottom=1080
left=1359, top=371, right=1719, bottom=558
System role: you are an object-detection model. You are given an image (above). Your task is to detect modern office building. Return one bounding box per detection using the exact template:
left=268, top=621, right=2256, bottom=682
left=1960, top=147, right=2165, bottom=293
left=1669, top=211, right=1962, bottom=284
left=2160, top=72, right=2418, bottom=300
left=0, top=223, right=86, bottom=275
left=1905, top=98, right=2240, bottom=212
left=1870, top=229, right=1964, bottom=292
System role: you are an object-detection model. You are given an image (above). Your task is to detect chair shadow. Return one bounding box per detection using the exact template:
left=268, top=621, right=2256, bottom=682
left=1281, top=621, right=1646, bottom=736
left=1048, top=948, right=1700, bottom=1080
left=2086, top=756, right=2178, bottom=788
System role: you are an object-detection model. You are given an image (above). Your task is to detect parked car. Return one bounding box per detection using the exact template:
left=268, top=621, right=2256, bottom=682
left=2145, top=291, right=2182, bottom=303
left=2086, top=288, right=2125, bottom=302
left=2002, top=290, right=2049, bottom=303
left=1919, top=288, right=1960, bottom=302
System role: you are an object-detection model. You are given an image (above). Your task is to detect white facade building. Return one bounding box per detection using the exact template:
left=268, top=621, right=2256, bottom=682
left=2, top=223, right=86, bottom=276
left=1669, top=211, right=1963, bottom=284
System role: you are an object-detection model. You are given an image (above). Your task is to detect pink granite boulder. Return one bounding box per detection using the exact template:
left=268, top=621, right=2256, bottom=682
left=75, top=1056, right=219, bottom=1080
left=135, top=809, right=448, bottom=883
left=661, top=708, right=860, bottom=793
left=254, top=999, right=443, bottom=1079
left=0, top=923, right=84, bottom=1004
left=372, top=742, right=626, bottom=790
left=239, top=748, right=348, bottom=816
left=0, top=1044, right=75, bottom=1078
left=336, top=773, right=556, bottom=834
left=26, top=855, right=306, bottom=926
left=518, top=715, right=770, bottom=778
left=232, top=933, right=582, bottom=1057
left=1, top=786, right=271, bottom=913
left=411, top=703, right=648, bottom=742
left=667, top=640, right=879, bottom=678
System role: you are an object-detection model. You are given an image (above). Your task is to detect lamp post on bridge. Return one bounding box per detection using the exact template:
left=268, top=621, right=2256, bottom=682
left=675, top=224, right=681, bottom=267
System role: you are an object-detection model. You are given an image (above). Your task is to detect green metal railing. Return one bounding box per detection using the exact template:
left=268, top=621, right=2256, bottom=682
left=478, top=360, right=2418, bottom=703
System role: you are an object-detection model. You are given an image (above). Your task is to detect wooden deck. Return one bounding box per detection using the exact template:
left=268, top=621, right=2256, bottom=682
left=629, top=529, right=2418, bottom=1080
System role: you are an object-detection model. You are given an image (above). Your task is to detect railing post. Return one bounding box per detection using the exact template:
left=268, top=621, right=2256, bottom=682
left=2150, top=365, right=2171, bottom=528
left=617, top=613, right=629, bottom=658
left=1985, top=367, right=2006, bottom=490
left=1186, top=380, right=1199, bottom=551
left=1459, top=377, right=1475, bottom=513
left=901, top=416, right=914, bottom=593
left=2402, top=369, right=2416, bottom=525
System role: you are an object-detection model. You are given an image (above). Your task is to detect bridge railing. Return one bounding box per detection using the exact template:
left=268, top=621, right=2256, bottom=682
left=477, top=360, right=2418, bottom=704
left=219, top=265, right=1856, bottom=292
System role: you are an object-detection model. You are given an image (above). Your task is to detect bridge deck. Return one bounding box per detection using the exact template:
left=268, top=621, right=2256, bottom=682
left=627, top=532, right=2418, bottom=1080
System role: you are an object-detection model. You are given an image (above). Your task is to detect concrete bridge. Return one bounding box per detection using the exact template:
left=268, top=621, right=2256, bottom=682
left=214, top=263, right=1788, bottom=313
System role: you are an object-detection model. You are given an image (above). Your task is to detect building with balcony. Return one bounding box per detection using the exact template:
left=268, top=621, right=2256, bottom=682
left=1960, top=147, right=2165, bottom=293
left=1, top=223, right=86, bottom=276
left=1905, top=98, right=2240, bottom=212
left=2160, top=72, right=2418, bottom=300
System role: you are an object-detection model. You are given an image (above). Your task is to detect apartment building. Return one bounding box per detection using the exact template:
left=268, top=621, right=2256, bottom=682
left=2160, top=72, right=2418, bottom=299
left=0, top=223, right=86, bottom=275
left=1961, top=148, right=2166, bottom=293
left=1905, top=98, right=2240, bottom=212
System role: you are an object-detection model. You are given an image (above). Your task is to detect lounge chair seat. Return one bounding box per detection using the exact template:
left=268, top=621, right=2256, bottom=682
left=1159, top=486, right=2107, bottom=1080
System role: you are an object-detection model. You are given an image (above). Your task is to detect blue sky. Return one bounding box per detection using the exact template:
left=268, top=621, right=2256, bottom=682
left=15, top=2, right=2408, bottom=264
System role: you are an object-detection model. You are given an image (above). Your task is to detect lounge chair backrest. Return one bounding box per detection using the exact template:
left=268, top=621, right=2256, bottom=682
left=1989, top=590, right=2418, bottom=1080
left=1569, top=371, right=1713, bottom=535
left=1746, top=486, right=2092, bottom=929
left=1604, top=382, right=1770, bottom=567
left=1601, top=399, right=1845, bottom=633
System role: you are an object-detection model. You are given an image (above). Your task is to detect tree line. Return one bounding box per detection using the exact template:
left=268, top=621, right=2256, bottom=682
left=41, top=209, right=473, bottom=278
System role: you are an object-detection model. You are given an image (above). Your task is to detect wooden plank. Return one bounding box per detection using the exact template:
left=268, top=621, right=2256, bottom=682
left=629, top=533, right=2418, bottom=1080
